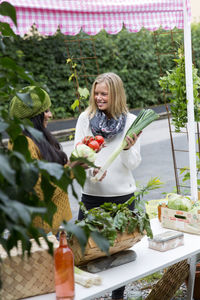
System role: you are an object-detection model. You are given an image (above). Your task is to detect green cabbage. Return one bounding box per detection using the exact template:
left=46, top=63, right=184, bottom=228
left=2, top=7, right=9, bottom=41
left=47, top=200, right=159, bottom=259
left=167, top=193, right=192, bottom=211
left=72, top=144, right=96, bottom=163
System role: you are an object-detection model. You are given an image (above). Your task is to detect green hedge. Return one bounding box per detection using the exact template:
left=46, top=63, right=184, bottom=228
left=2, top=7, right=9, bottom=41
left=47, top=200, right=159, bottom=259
left=1, top=25, right=199, bottom=119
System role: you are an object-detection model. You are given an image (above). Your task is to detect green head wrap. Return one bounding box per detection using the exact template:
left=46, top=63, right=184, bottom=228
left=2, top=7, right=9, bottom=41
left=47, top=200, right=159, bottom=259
left=9, top=86, right=51, bottom=119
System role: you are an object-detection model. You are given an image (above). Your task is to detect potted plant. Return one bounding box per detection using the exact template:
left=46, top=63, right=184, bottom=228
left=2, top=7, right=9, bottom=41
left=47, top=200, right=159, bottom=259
left=159, top=46, right=200, bottom=132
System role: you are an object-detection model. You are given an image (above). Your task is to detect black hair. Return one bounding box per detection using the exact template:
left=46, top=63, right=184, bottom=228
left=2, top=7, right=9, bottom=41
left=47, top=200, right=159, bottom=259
left=24, top=112, right=68, bottom=165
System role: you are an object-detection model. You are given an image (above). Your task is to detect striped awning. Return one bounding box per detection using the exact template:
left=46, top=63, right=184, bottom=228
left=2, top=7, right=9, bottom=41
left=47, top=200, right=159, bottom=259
left=1, top=0, right=191, bottom=36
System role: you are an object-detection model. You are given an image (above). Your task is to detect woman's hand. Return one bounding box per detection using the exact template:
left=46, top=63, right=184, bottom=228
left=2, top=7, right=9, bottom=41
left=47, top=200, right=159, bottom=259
left=93, top=168, right=107, bottom=181
left=67, top=160, right=89, bottom=169
left=123, top=132, right=142, bottom=150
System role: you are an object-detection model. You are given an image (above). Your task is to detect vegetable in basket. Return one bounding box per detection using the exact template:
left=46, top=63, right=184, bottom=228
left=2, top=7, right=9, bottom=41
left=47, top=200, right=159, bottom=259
left=91, top=109, right=159, bottom=182
left=73, top=196, right=153, bottom=247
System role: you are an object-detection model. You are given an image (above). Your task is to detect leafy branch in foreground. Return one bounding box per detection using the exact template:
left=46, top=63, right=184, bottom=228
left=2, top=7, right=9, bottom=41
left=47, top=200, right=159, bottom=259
left=0, top=2, right=90, bottom=258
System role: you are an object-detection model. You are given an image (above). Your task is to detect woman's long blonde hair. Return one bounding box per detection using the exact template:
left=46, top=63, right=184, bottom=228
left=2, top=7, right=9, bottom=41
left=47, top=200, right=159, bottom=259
left=86, top=72, right=128, bottom=119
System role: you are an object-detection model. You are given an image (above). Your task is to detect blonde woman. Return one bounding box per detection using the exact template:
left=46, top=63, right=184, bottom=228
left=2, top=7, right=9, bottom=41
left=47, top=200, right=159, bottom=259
left=74, top=73, right=142, bottom=300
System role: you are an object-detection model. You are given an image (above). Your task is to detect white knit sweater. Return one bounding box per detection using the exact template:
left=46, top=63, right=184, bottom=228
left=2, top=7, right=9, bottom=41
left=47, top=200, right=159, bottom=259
left=74, top=111, right=142, bottom=197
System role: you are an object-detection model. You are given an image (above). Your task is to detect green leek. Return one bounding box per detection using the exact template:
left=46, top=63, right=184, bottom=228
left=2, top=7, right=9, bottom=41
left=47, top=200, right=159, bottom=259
left=91, top=109, right=159, bottom=182
left=75, top=266, right=102, bottom=287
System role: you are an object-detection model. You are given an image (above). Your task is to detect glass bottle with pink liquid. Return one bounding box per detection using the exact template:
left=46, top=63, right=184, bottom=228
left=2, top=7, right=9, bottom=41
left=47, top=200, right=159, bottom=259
left=54, top=227, right=75, bottom=300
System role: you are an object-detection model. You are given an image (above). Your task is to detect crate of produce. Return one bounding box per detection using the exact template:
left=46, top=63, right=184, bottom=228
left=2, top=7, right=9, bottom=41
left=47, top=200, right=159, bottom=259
left=156, top=193, right=200, bottom=235
left=161, top=206, right=200, bottom=235
left=0, top=235, right=59, bottom=300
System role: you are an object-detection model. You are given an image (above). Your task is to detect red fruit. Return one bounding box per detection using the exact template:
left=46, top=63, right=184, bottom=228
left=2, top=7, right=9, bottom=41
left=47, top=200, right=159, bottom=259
left=88, top=140, right=100, bottom=151
left=82, top=136, right=94, bottom=145
left=95, top=135, right=104, bottom=145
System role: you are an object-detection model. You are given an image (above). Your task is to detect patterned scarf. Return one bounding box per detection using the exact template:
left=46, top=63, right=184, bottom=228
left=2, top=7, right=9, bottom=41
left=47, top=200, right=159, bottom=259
left=89, top=110, right=127, bottom=139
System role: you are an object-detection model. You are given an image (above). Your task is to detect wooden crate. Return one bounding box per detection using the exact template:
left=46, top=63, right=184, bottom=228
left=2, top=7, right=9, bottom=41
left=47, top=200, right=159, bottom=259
left=161, top=207, right=200, bottom=235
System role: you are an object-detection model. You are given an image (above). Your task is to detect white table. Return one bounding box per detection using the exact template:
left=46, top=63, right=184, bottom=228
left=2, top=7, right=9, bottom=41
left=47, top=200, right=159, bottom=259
left=25, top=219, right=200, bottom=300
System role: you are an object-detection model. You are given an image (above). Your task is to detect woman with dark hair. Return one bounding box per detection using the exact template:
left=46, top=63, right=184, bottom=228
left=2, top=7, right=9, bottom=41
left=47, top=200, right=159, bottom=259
left=9, top=86, right=74, bottom=234
left=24, top=109, right=68, bottom=166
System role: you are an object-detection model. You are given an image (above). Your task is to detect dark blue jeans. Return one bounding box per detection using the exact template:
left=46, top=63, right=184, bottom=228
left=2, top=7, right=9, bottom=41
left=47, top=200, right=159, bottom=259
left=78, top=192, right=135, bottom=300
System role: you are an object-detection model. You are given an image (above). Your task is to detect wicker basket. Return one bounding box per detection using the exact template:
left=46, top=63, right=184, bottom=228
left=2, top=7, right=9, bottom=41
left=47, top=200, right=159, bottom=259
left=145, top=259, right=189, bottom=300
left=0, top=235, right=59, bottom=300
left=68, top=229, right=144, bottom=266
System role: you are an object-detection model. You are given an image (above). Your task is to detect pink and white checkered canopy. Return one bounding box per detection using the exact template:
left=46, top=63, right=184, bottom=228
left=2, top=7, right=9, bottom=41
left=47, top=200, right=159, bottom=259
left=2, top=0, right=191, bottom=36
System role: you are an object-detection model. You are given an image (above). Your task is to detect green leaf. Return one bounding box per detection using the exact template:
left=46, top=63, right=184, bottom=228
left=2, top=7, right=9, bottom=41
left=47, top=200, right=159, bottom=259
left=0, top=22, right=16, bottom=37
left=6, top=119, right=23, bottom=141
left=40, top=175, right=56, bottom=225
left=17, top=86, right=46, bottom=106
left=26, top=126, right=43, bottom=142
left=70, top=183, right=78, bottom=199
left=0, top=56, right=17, bottom=70
left=144, top=215, right=153, bottom=239
left=53, top=170, right=72, bottom=193
left=71, top=99, right=79, bottom=111
left=0, top=75, right=7, bottom=88
left=20, top=163, right=39, bottom=191
left=41, top=174, right=56, bottom=204
left=78, top=87, right=90, bottom=99
left=0, top=191, right=46, bottom=226
left=113, top=212, right=126, bottom=230
left=16, top=91, right=34, bottom=107
left=64, top=222, right=88, bottom=254
left=4, top=201, right=32, bottom=226
left=0, top=120, right=8, bottom=132
left=13, top=135, right=32, bottom=161
left=72, top=165, right=86, bottom=187
left=0, top=36, right=6, bottom=52
left=90, top=231, right=110, bottom=255
left=37, top=161, right=64, bottom=180
left=0, top=1, right=17, bottom=26
left=0, top=153, right=15, bottom=185
left=0, top=57, right=34, bottom=84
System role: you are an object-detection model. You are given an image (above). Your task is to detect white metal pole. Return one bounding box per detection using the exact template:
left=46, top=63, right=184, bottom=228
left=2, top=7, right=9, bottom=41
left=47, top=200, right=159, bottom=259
left=183, top=0, right=198, bottom=201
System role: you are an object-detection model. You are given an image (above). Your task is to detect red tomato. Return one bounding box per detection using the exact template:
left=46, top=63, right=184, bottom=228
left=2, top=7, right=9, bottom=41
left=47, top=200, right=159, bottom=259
left=87, top=140, right=100, bottom=151
left=82, top=136, right=94, bottom=145
left=95, top=135, right=105, bottom=145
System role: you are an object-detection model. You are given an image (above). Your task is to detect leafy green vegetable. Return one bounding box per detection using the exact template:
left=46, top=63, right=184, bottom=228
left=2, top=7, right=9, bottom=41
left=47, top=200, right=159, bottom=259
left=167, top=193, right=192, bottom=211
left=72, top=178, right=163, bottom=249
left=75, top=199, right=152, bottom=247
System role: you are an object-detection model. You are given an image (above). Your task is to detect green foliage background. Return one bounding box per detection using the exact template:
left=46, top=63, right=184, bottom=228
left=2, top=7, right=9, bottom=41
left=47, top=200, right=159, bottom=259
left=2, top=25, right=200, bottom=119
